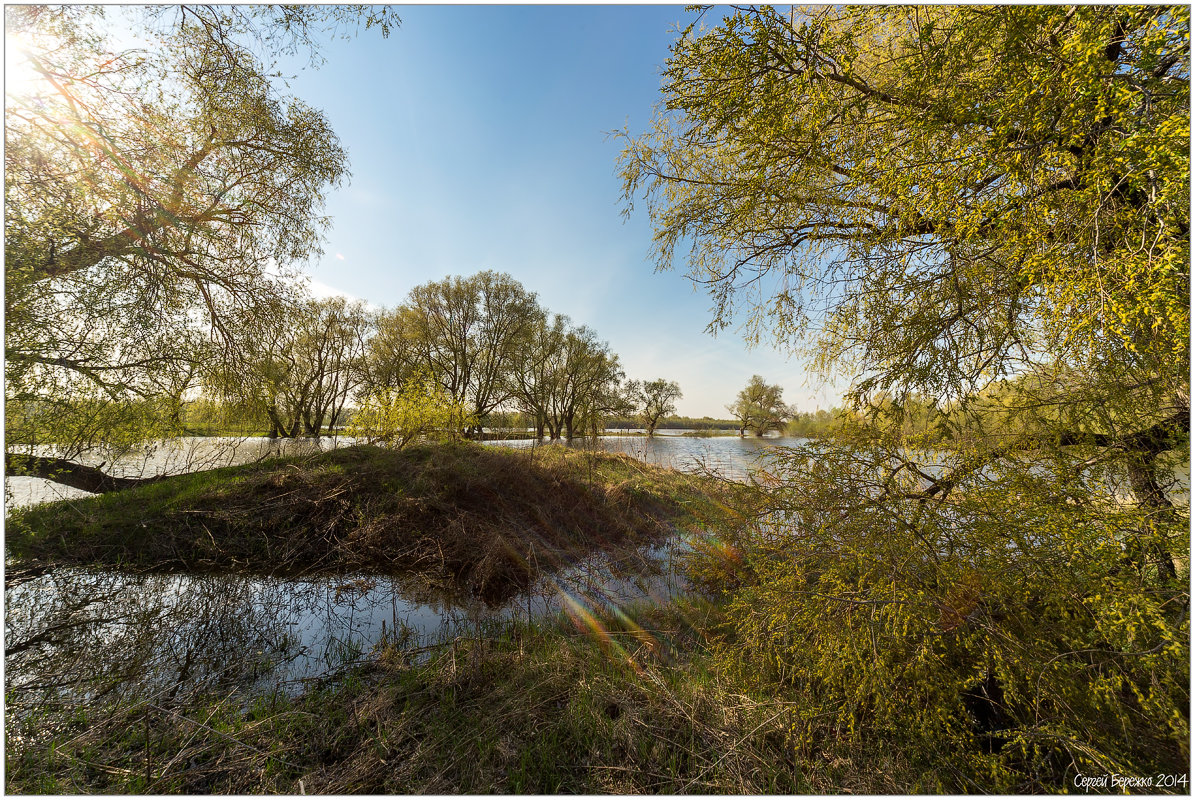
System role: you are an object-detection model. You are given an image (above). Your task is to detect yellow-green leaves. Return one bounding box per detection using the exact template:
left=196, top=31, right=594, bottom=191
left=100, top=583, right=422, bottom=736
left=620, top=5, right=1189, bottom=402
left=348, top=371, right=476, bottom=448
left=630, top=10, right=1190, bottom=782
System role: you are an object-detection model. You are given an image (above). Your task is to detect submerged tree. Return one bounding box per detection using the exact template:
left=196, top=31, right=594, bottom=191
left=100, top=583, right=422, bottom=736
left=5, top=5, right=397, bottom=490
left=551, top=327, right=628, bottom=440
left=727, top=375, right=792, bottom=437
left=623, top=5, right=1188, bottom=787
left=394, top=271, right=541, bottom=434
left=506, top=311, right=569, bottom=439
left=628, top=379, right=682, bottom=437
left=211, top=296, right=371, bottom=438
left=505, top=313, right=628, bottom=440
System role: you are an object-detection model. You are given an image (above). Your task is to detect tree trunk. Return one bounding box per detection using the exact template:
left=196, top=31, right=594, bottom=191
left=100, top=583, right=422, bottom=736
left=6, top=453, right=166, bottom=494
left=1125, top=451, right=1179, bottom=579
left=266, top=406, right=286, bottom=438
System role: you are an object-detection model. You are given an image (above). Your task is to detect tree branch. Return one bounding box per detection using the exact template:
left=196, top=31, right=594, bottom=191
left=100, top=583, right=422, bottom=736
left=6, top=453, right=167, bottom=494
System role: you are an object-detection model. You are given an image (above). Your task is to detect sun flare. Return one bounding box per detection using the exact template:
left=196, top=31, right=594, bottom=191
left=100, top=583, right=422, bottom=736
left=5, top=30, right=52, bottom=101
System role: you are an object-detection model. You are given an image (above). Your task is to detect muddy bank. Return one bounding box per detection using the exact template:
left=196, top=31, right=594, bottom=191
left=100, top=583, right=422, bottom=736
left=7, top=442, right=738, bottom=603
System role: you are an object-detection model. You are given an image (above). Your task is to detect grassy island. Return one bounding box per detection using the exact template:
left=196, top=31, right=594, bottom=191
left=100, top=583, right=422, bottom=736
left=7, top=442, right=739, bottom=603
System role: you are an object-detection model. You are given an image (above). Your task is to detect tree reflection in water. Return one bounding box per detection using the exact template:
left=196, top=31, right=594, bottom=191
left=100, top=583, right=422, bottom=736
left=5, top=534, right=689, bottom=741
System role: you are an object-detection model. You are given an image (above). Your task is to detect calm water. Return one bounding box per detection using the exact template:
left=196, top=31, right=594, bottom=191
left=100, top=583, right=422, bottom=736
left=5, top=435, right=350, bottom=507
left=5, top=431, right=799, bottom=507
left=6, top=539, right=689, bottom=707
left=6, top=434, right=788, bottom=706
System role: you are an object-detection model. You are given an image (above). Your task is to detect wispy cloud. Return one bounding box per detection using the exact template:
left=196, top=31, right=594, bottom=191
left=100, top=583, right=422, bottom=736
left=309, top=279, right=358, bottom=301
left=335, top=253, right=346, bottom=260
left=307, top=279, right=383, bottom=311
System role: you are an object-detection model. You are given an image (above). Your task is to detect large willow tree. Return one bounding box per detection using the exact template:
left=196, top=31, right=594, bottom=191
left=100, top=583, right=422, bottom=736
left=622, top=6, right=1188, bottom=789
left=5, top=6, right=396, bottom=491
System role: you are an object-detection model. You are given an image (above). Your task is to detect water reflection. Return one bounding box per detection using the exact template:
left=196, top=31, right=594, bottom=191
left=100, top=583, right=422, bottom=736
left=5, top=536, right=690, bottom=708
left=3, top=433, right=753, bottom=713
left=11, top=432, right=1182, bottom=713
left=494, top=432, right=800, bottom=481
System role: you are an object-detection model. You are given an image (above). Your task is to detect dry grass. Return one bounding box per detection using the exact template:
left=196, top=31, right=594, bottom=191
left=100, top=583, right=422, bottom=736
left=7, top=601, right=856, bottom=794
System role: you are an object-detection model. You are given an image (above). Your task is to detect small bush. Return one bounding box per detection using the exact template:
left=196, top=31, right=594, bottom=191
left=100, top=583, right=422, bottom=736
left=348, top=371, right=475, bottom=447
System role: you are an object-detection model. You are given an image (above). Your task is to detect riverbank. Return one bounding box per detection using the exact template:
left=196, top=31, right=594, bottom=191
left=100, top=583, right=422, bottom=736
left=7, top=441, right=742, bottom=603
left=5, top=596, right=921, bottom=794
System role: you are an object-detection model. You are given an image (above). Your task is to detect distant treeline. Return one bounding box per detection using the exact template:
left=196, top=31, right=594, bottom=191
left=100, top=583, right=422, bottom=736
left=604, top=415, right=739, bottom=431
left=175, top=403, right=858, bottom=439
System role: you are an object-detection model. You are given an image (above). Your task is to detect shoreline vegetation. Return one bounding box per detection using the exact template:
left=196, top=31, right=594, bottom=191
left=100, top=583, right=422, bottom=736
left=4, top=596, right=833, bottom=794
left=7, top=441, right=814, bottom=795
left=7, top=439, right=1189, bottom=793
left=2, top=438, right=899, bottom=794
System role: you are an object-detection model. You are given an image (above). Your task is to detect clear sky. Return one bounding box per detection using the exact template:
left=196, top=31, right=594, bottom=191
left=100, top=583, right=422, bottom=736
left=282, top=5, right=842, bottom=418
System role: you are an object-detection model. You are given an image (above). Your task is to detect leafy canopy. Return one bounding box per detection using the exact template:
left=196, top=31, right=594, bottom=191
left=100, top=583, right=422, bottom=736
left=627, top=6, right=1189, bottom=787
left=349, top=371, right=475, bottom=449
left=5, top=5, right=397, bottom=464
left=621, top=5, right=1188, bottom=408
left=727, top=375, right=792, bottom=436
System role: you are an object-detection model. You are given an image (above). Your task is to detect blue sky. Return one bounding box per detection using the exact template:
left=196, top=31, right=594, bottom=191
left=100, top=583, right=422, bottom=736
left=282, top=5, right=842, bottom=418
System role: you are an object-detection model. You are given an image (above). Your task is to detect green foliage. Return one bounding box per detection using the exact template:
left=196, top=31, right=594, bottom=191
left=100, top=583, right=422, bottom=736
left=177, top=397, right=272, bottom=437
left=605, top=414, right=741, bottom=431
left=4, top=6, right=395, bottom=470
left=625, top=5, right=1190, bottom=789
left=727, top=375, right=793, bottom=436
left=213, top=295, right=372, bottom=437
left=348, top=372, right=475, bottom=447
left=697, top=439, right=1189, bottom=789
left=628, top=378, right=683, bottom=436
left=374, top=271, right=541, bottom=428
left=620, top=5, right=1188, bottom=404
left=364, top=272, right=632, bottom=441
left=784, top=408, right=849, bottom=439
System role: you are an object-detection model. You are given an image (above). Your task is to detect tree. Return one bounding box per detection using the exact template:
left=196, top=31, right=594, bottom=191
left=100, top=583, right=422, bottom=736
left=620, top=5, right=1187, bottom=411
left=399, top=271, right=541, bottom=434
left=506, top=315, right=628, bottom=440
left=552, top=327, right=627, bottom=440
left=295, top=297, right=372, bottom=435
left=5, top=5, right=398, bottom=489
left=359, top=304, right=421, bottom=398
left=785, top=408, right=841, bottom=439
left=727, top=375, right=793, bottom=437
left=628, top=379, right=682, bottom=437
left=506, top=311, right=568, bottom=439
left=624, top=6, right=1188, bottom=786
